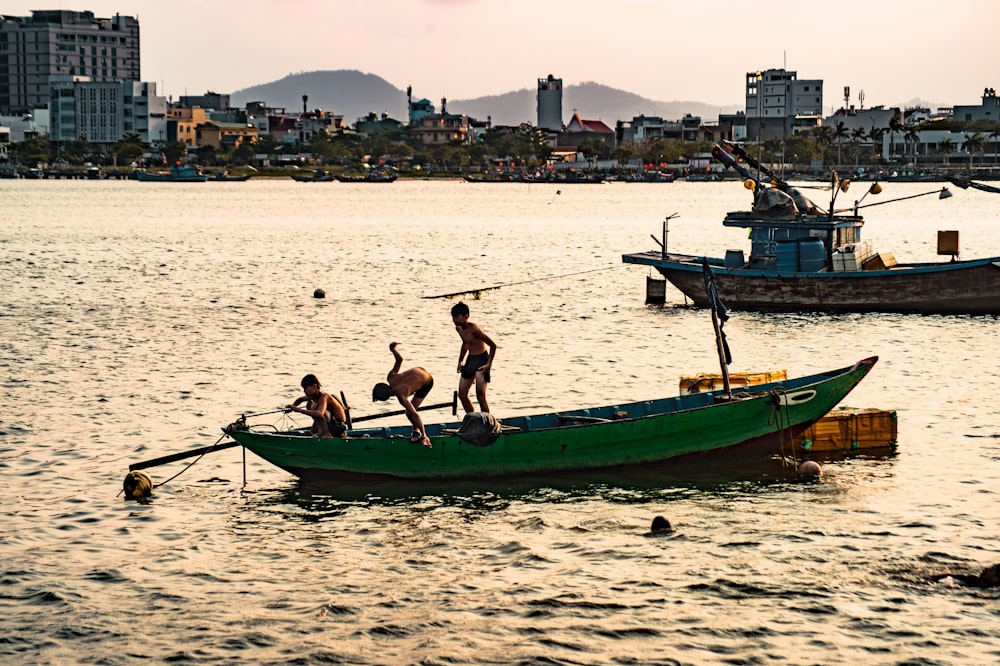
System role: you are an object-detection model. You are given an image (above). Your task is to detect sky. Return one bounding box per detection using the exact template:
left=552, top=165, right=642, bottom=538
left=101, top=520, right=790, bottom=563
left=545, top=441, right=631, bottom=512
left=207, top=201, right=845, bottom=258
left=7, top=0, right=998, bottom=113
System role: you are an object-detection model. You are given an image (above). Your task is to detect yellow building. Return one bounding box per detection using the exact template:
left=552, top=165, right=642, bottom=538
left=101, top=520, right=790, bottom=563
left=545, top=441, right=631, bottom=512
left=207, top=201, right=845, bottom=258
left=167, top=107, right=208, bottom=147
left=196, top=121, right=258, bottom=150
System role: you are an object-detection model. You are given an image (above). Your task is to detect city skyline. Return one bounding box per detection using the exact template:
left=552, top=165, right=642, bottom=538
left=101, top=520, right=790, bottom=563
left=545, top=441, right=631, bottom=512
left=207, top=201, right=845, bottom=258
left=5, top=0, right=998, bottom=113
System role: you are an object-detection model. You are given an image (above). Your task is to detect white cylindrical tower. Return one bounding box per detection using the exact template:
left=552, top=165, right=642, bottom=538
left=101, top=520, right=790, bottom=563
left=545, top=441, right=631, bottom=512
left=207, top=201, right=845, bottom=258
left=537, top=74, right=563, bottom=132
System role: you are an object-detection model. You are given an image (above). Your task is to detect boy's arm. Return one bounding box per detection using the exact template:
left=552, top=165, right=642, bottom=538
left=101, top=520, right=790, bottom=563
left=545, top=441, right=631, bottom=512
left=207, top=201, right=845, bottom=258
left=457, top=341, right=468, bottom=372
left=288, top=402, right=323, bottom=419
left=323, top=394, right=346, bottom=421
left=475, top=327, right=498, bottom=368
left=388, top=342, right=403, bottom=377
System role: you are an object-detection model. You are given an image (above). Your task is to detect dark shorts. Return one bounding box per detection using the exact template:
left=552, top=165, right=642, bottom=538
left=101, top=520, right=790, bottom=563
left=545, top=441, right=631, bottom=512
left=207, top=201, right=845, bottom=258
left=461, top=352, right=490, bottom=383
left=414, top=375, right=434, bottom=400
left=328, top=418, right=348, bottom=437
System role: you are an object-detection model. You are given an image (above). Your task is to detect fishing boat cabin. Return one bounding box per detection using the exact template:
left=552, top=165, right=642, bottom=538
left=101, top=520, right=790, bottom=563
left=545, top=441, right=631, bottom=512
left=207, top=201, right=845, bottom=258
left=722, top=186, right=881, bottom=274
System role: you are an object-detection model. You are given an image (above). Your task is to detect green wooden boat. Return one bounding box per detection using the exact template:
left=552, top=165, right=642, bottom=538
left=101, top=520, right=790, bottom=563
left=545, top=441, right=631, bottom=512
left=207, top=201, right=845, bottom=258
left=224, top=357, right=877, bottom=481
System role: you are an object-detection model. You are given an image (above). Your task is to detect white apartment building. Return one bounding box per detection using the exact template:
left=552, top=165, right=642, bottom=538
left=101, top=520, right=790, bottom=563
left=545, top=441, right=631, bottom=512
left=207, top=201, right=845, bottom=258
left=746, top=69, right=823, bottom=140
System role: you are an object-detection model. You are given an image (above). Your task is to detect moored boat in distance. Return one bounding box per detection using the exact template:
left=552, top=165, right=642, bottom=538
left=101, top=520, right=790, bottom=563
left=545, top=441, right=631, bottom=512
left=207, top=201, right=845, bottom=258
left=136, top=163, right=208, bottom=182
left=223, top=357, right=877, bottom=481
left=207, top=170, right=251, bottom=182
left=623, top=141, right=1000, bottom=315
left=290, top=169, right=334, bottom=182
left=335, top=166, right=398, bottom=183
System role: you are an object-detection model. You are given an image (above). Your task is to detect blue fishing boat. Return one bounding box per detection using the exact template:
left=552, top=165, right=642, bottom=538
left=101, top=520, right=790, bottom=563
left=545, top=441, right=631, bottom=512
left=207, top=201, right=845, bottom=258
left=135, top=163, right=208, bottom=182
left=623, top=141, right=1000, bottom=315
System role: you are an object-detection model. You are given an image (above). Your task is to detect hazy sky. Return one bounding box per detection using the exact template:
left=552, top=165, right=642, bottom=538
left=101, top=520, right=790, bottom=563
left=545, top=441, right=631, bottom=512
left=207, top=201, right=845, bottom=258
left=8, top=0, right=997, bottom=112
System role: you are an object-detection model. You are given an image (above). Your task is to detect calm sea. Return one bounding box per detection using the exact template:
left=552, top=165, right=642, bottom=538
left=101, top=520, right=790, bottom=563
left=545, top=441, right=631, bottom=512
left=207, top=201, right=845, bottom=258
left=1, top=176, right=998, bottom=665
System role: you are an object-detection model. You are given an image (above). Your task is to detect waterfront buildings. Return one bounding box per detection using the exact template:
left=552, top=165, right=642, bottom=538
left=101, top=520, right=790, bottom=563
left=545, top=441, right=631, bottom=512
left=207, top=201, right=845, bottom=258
left=49, top=78, right=165, bottom=147
left=0, top=9, right=140, bottom=115
left=746, top=68, right=823, bottom=140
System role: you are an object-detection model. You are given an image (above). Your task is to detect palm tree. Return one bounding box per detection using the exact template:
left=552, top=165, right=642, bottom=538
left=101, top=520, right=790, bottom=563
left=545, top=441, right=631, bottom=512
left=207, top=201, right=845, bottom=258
left=964, top=132, right=986, bottom=174
left=937, top=138, right=954, bottom=165
left=904, top=127, right=920, bottom=171
left=868, top=127, right=886, bottom=170
left=989, top=124, right=1000, bottom=166
left=887, top=112, right=904, bottom=160
left=810, top=125, right=833, bottom=166
left=851, top=127, right=867, bottom=170
left=833, top=121, right=849, bottom=167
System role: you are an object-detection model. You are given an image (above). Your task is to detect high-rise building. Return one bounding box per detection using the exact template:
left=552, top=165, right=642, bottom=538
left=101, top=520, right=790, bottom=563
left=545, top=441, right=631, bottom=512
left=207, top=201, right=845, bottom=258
left=745, top=69, right=822, bottom=140
left=0, top=10, right=140, bottom=115
left=537, top=74, right=563, bottom=132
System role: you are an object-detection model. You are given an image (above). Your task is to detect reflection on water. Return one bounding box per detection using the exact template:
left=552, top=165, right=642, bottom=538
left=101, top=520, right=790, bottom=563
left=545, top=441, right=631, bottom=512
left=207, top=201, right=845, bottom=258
left=250, top=451, right=900, bottom=512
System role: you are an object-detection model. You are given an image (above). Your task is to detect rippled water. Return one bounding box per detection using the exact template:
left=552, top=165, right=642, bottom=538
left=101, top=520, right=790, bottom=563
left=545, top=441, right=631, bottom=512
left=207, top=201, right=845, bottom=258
left=2, top=178, right=999, bottom=664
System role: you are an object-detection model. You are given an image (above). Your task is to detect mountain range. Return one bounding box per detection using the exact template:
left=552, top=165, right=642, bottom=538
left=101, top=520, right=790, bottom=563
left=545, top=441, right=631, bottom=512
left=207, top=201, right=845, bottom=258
left=230, top=70, right=744, bottom=127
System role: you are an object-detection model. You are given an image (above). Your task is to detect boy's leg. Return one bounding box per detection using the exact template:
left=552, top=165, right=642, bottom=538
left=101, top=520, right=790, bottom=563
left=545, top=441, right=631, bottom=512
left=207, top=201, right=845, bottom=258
left=475, top=373, right=490, bottom=413
left=457, top=375, right=475, bottom=413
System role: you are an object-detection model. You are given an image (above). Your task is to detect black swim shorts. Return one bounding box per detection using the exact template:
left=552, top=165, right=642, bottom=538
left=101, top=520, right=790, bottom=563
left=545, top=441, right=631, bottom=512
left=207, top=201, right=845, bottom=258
left=329, top=418, right=348, bottom=437
left=414, top=375, right=434, bottom=400
left=461, top=352, right=490, bottom=382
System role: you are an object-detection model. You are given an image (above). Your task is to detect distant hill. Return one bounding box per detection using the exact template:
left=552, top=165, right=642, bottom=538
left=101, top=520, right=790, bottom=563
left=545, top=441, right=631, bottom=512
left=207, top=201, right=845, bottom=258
left=231, top=70, right=404, bottom=120
left=230, top=70, right=743, bottom=127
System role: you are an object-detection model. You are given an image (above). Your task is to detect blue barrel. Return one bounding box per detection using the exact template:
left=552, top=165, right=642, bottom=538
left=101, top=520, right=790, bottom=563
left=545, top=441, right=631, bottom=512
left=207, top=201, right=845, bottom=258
left=775, top=240, right=799, bottom=273
left=724, top=249, right=745, bottom=269
left=798, top=239, right=826, bottom=273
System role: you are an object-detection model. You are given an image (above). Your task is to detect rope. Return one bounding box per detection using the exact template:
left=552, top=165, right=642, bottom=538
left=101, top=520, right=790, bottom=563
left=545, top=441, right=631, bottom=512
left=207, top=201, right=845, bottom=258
left=152, top=431, right=230, bottom=490
left=768, top=388, right=798, bottom=469
left=422, top=265, right=619, bottom=300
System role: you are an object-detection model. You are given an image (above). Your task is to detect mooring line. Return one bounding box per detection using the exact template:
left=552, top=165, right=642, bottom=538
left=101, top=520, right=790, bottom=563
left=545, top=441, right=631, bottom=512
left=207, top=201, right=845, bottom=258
left=423, top=264, right=619, bottom=300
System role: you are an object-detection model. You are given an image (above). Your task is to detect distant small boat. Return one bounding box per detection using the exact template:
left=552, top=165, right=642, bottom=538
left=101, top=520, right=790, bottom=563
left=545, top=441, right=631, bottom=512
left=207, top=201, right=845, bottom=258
left=463, top=173, right=524, bottom=183
left=617, top=171, right=676, bottom=183
left=336, top=167, right=398, bottom=183
left=207, top=170, right=251, bottom=182
left=290, top=169, right=334, bottom=182
left=136, top=164, right=208, bottom=182
left=85, top=166, right=107, bottom=180
left=21, top=167, right=46, bottom=179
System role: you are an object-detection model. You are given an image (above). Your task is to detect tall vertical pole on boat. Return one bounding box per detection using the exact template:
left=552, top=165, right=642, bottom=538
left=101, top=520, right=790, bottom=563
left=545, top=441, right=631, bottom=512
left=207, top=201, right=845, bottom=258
left=662, top=212, right=678, bottom=260
left=702, top=258, right=732, bottom=399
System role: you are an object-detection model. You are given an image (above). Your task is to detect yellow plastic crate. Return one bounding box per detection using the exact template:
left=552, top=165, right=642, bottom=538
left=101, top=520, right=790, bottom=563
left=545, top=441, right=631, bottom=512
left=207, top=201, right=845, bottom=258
left=679, top=370, right=787, bottom=395
left=795, top=407, right=898, bottom=452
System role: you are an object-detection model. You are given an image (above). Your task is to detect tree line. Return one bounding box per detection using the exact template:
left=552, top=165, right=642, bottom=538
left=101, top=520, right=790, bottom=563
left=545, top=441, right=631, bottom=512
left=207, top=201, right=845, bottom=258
left=8, top=117, right=1000, bottom=174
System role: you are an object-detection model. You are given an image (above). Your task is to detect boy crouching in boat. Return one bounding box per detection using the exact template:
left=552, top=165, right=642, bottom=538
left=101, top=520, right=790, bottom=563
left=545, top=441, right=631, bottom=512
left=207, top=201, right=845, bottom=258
left=372, top=342, right=433, bottom=447
left=286, top=374, right=348, bottom=438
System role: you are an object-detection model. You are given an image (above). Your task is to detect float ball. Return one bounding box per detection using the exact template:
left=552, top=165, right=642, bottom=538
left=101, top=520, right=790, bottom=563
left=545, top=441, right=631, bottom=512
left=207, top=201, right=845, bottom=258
left=123, top=470, right=153, bottom=499
left=798, top=460, right=822, bottom=477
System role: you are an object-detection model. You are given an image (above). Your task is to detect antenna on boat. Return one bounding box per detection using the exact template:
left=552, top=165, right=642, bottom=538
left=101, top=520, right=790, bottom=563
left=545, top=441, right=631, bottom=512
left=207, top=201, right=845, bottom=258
left=661, top=212, right=679, bottom=259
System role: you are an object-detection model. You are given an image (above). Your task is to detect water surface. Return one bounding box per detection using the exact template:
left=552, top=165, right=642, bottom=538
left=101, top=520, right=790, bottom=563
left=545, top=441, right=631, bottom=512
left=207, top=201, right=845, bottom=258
left=2, top=178, right=998, bottom=664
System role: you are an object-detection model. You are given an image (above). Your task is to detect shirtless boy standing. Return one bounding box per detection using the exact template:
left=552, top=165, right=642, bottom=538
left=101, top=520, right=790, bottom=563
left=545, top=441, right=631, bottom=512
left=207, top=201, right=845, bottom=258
left=286, top=374, right=348, bottom=438
left=451, top=301, right=497, bottom=413
left=372, top=342, right=434, bottom=447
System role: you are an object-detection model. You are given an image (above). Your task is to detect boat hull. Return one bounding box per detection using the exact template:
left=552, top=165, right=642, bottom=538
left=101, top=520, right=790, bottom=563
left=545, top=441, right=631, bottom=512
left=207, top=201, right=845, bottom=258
left=623, top=252, right=1000, bottom=315
left=228, top=358, right=876, bottom=480
left=136, top=166, right=208, bottom=182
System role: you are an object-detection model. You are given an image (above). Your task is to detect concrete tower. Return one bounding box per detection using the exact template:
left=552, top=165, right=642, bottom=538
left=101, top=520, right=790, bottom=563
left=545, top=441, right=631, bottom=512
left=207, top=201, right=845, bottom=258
left=537, top=74, right=563, bottom=132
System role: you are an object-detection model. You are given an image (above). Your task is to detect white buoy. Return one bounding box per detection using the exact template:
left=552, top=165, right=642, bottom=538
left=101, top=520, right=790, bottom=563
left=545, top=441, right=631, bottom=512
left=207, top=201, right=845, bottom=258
left=798, top=460, right=822, bottom=477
